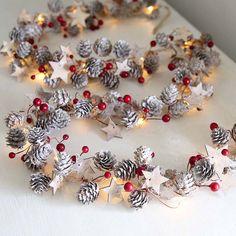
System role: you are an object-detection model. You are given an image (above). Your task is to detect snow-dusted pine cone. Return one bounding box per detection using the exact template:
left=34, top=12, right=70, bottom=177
left=134, top=146, right=153, bottom=165
left=231, top=124, right=236, bottom=142
left=211, top=127, right=231, bottom=146
left=200, top=32, right=213, bottom=44
left=54, top=151, right=73, bottom=177
left=100, top=71, right=120, bottom=89
left=156, top=32, right=169, bottom=47
left=128, top=190, right=149, bottom=209
left=23, top=23, right=43, bottom=41
left=28, top=127, right=47, bottom=144
left=113, top=40, right=130, bottom=59
left=44, top=76, right=61, bottom=88
left=141, top=96, right=163, bottom=116
left=128, top=60, right=143, bottom=79
left=174, top=172, right=196, bottom=195
left=192, top=48, right=212, bottom=68
left=83, top=0, right=104, bottom=14
left=93, top=37, right=112, bottom=57
left=52, top=50, right=62, bottom=62
left=35, top=46, right=53, bottom=66
left=122, top=110, right=139, bottom=128
left=174, top=67, right=190, bottom=84
left=71, top=72, right=88, bottom=89
left=9, top=27, right=24, bottom=43
left=76, top=40, right=92, bottom=58
left=77, top=182, right=99, bottom=204
left=114, top=160, right=137, bottom=181
left=143, top=50, right=159, bottom=73
left=68, top=24, right=80, bottom=36
left=75, top=100, right=93, bottom=119
left=190, top=159, right=215, bottom=184
left=30, top=172, right=51, bottom=194
left=5, top=112, right=24, bottom=128
left=94, top=150, right=117, bottom=170
left=86, top=57, right=104, bottom=78
left=189, top=57, right=206, bottom=74
left=160, top=84, right=179, bottom=105
left=169, top=100, right=189, bottom=118
left=6, top=128, right=26, bottom=149
left=48, top=0, right=63, bottom=13
left=17, top=41, right=32, bottom=58
left=52, top=89, right=71, bottom=107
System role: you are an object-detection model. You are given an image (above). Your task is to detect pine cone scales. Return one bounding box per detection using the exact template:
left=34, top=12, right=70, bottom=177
left=174, top=172, right=196, bottom=195
left=114, top=160, right=136, bottom=181
left=94, top=150, right=117, bottom=170
left=5, top=112, right=24, bottom=128
left=94, top=37, right=112, bottom=57
left=211, top=127, right=230, bottom=146
left=134, top=146, right=153, bottom=165
left=30, top=172, right=51, bottom=194
left=128, top=60, right=143, bottom=79
left=231, top=124, right=236, bottom=142
left=71, top=73, right=88, bottom=89
left=128, top=190, right=149, bottom=209
left=100, top=72, right=120, bottom=89
left=35, top=46, right=53, bottom=66
left=122, top=110, right=139, bottom=128
left=28, top=127, right=47, bottom=144
left=48, top=0, right=63, bottom=13
left=169, top=100, right=189, bottom=118
left=141, top=96, right=163, bottom=116
left=6, top=128, right=26, bottom=149
left=113, top=40, right=130, bottom=59
left=47, top=109, right=71, bottom=130
left=44, top=76, right=61, bottom=88
left=17, top=41, right=32, bottom=58
left=77, top=182, right=99, bottom=204
left=52, top=89, right=71, bottom=107
left=86, top=58, right=104, bottom=78
left=75, top=100, right=93, bottom=119
left=54, top=151, right=73, bottom=177
left=156, top=32, right=169, bottom=47
left=160, top=84, right=179, bottom=105
left=144, top=50, right=159, bottom=73
left=76, top=40, right=92, bottom=58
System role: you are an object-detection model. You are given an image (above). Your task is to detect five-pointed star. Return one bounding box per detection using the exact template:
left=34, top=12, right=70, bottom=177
left=130, top=44, right=146, bottom=59
left=67, top=6, right=89, bottom=27
left=49, top=174, right=63, bottom=195
left=60, top=45, right=73, bottom=57
left=17, top=9, right=32, bottom=24
left=172, top=27, right=193, bottom=41
left=11, top=64, right=26, bottom=81
left=115, top=59, right=131, bottom=76
left=142, top=166, right=169, bottom=195
left=101, top=119, right=122, bottom=141
left=0, top=41, right=15, bottom=56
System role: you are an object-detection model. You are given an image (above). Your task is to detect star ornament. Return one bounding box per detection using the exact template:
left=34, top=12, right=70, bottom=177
left=49, top=174, right=63, bottom=195
left=67, top=5, right=89, bottom=27
left=0, top=41, right=15, bottom=56
left=11, top=64, right=26, bottom=81
left=17, top=9, right=33, bottom=24
left=143, top=166, right=169, bottom=195
left=60, top=45, right=73, bottom=57
left=115, top=59, right=131, bottom=76
left=101, top=119, right=122, bottom=141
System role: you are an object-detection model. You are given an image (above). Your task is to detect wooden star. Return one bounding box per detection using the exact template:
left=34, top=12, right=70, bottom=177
left=115, top=59, right=131, bottom=76
left=0, top=41, right=15, bottom=56
left=101, top=119, right=122, bottom=141
left=49, top=174, right=63, bottom=195
left=60, top=45, right=73, bottom=57
left=67, top=5, right=89, bottom=27
left=17, top=9, right=33, bottom=24
left=11, top=64, right=26, bottom=81
left=130, top=44, right=146, bottom=59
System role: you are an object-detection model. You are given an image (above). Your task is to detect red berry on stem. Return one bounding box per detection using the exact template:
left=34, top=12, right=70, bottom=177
left=209, top=182, right=220, bottom=192
left=207, top=40, right=214, bottom=48
left=98, top=19, right=104, bottom=26
left=120, top=71, right=129, bottom=78
left=221, top=149, right=229, bottom=156
left=38, top=65, right=46, bottom=73
left=73, top=98, right=79, bottom=104
left=31, top=75, right=36, bottom=80
left=56, top=143, right=65, bottom=152
left=57, top=16, right=64, bottom=22
left=33, top=45, right=38, bottom=49
left=124, top=182, right=134, bottom=192
left=82, top=146, right=89, bottom=153
left=123, top=95, right=132, bottom=104
left=28, top=38, right=34, bottom=45
left=83, top=90, right=91, bottom=99
left=71, top=155, right=77, bottom=163
left=210, top=122, right=219, bottom=130
left=48, top=22, right=54, bottom=28
left=143, top=107, right=149, bottom=113
left=63, top=134, right=69, bottom=140
left=162, top=114, right=171, bottom=123
left=69, top=54, right=74, bottom=59
left=26, top=117, right=33, bottom=124
left=98, top=102, right=107, bottom=111
left=150, top=40, right=157, bottom=47
left=168, top=63, right=176, bottom=71
left=69, top=65, right=76, bottom=73
left=33, top=98, right=42, bottom=107
left=106, top=63, right=113, bottom=70
left=104, top=171, right=112, bottom=179
left=135, top=166, right=145, bottom=176
left=183, top=77, right=191, bottom=86
left=40, top=103, right=49, bottom=112
left=152, top=152, right=155, bottom=158
left=9, top=152, right=16, bottom=159
left=118, top=97, right=123, bottom=102
left=138, top=76, right=145, bottom=84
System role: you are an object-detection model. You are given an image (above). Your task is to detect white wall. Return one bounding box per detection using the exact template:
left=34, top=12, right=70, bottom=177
left=166, top=0, right=236, bottom=62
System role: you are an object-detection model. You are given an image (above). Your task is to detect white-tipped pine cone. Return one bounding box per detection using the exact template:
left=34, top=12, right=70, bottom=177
left=30, top=172, right=51, bottom=194
left=169, top=100, right=189, bottom=118
left=134, top=146, right=153, bottom=165
left=9, top=27, right=24, bottom=43
left=113, top=40, right=130, bottom=59
left=122, top=110, right=139, bottom=128
left=54, top=151, right=73, bottom=177
left=143, top=50, right=159, bottom=73
left=23, top=23, right=43, bottom=41
left=114, top=160, right=137, bottom=181
left=77, top=182, right=99, bottom=204
left=94, top=150, right=117, bottom=170
left=231, top=124, right=236, bottom=142
left=160, top=84, right=179, bottom=105
left=28, top=127, right=47, bottom=144
left=75, top=100, right=93, bottom=119
left=128, top=190, right=149, bottom=209
left=48, top=0, right=64, bottom=13
left=44, top=76, right=61, bottom=88
left=86, top=57, right=104, bottom=78
left=5, top=112, right=24, bottom=128
left=17, top=41, right=32, bottom=58
left=6, top=128, right=26, bottom=149
left=128, top=60, right=143, bottom=79
left=100, top=71, right=120, bottom=89
left=68, top=24, right=80, bottom=37
left=76, top=40, right=92, bottom=58
left=93, top=37, right=112, bottom=57
left=174, top=172, right=196, bottom=195
left=156, top=32, right=169, bottom=47
left=174, top=67, right=190, bottom=84
left=52, top=89, right=71, bottom=107
left=35, top=46, right=53, bottom=66
left=71, top=73, right=88, bottom=89
left=211, top=127, right=230, bottom=146
left=141, top=96, right=163, bottom=117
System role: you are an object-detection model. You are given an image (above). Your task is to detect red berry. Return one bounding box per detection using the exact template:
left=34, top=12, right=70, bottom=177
left=183, top=77, right=191, bottom=86
left=143, top=108, right=150, bottom=113
left=123, top=95, right=132, bottom=104
left=26, top=117, right=33, bottom=124
left=33, top=98, right=42, bottom=107
left=60, top=20, right=67, bottom=27
left=38, top=65, right=46, bottom=73
left=73, top=98, right=79, bottom=104
left=98, top=19, right=104, bottom=26
left=124, top=182, right=134, bottom=192
left=138, top=76, right=145, bottom=84
left=9, top=152, right=16, bottom=159
left=82, top=146, right=89, bottom=153
left=69, top=54, right=74, bottom=59
left=28, top=38, right=34, bottom=45
left=21, top=154, right=26, bottom=162
left=118, top=97, right=123, bottom=102
left=169, top=35, right=174, bottom=41
left=71, top=155, right=77, bottom=163
left=56, top=143, right=65, bottom=152
left=40, top=103, right=49, bottom=112
left=189, top=156, right=197, bottom=166
left=147, top=69, right=153, bottom=74
left=221, top=149, right=229, bottom=156
left=162, top=114, right=171, bottom=123
left=31, top=75, right=36, bottom=80
left=172, top=78, right=176, bottom=83
left=150, top=40, right=157, bottom=47
left=33, top=45, right=38, bottom=49
left=104, top=171, right=112, bottom=179
left=57, top=16, right=64, bottom=22
left=83, top=90, right=91, bottom=99
left=196, top=154, right=203, bottom=161
left=152, top=152, right=155, bottom=158
left=168, top=63, right=176, bottom=71
left=120, top=71, right=129, bottom=78
left=209, top=182, right=220, bottom=192
left=210, top=122, right=219, bottom=130
left=48, top=22, right=54, bottom=28
left=63, top=134, right=69, bottom=140
left=135, top=166, right=145, bottom=176
left=207, top=40, right=214, bottom=48
left=69, top=65, right=76, bottom=73
left=46, top=136, right=51, bottom=143
left=63, top=34, right=68, bottom=38
left=106, top=63, right=113, bottom=70
left=98, top=102, right=107, bottom=111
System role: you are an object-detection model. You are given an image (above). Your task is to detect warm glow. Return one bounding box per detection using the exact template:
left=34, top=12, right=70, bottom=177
left=36, top=73, right=46, bottom=80
left=137, top=118, right=145, bottom=126
left=36, top=14, right=45, bottom=24
left=144, top=5, right=158, bottom=15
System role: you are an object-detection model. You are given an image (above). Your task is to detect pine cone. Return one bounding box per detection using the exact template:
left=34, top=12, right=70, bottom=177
left=23, top=23, right=43, bottom=41
left=200, top=33, right=213, bottom=44
left=190, top=159, right=215, bottom=184
left=68, top=24, right=80, bottom=37
left=156, top=32, right=169, bottom=47
left=160, top=84, right=179, bottom=105
left=28, top=127, right=47, bottom=144
left=143, top=50, right=159, bottom=73
left=94, top=150, right=117, bottom=170
left=169, top=100, right=189, bottom=118
left=30, top=172, right=51, bottom=194
left=6, top=128, right=26, bottom=149
left=113, top=40, right=130, bottom=59
left=52, top=89, right=71, bottom=107
left=122, top=110, right=139, bottom=128
left=174, top=172, right=196, bottom=195
left=134, top=146, right=153, bottom=165
left=52, top=50, right=62, bottom=62
left=211, top=127, right=230, bottom=146
left=5, top=112, right=24, bottom=128
left=17, top=41, right=32, bottom=58
left=189, top=58, right=206, bottom=74
left=174, top=67, right=190, bottom=84
left=83, top=1, right=104, bottom=15
left=100, top=71, right=120, bottom=89
left=77, top=182, right=99, bottom=204
left=193, top=48, right=212, bottom=67
left=48, top=0, right=64, bottom=13
left=128, top=60, right=143, bottom=79
left=128, top=190, right=149, bottom=209
left=9, top=27, right=24, bottom=43
left=54, top=151, right=73, bottom=177
left=76, top=40, right=92, bottom=58
left=35, top=46, right=53, bottom=66
left=44, top=76, right=61, bottom=88
left=231, top=124, right=236, bottom=142
left=75, top=100, right=93, bottom=118
left=86, top=57, right=104, bottom=78
left=114, top=160, right=136, bottom=181
left=71, top=72, right=88, bottom=89
left=141, top=96, right=163, bottom=116
left=93, top=37, right=112, bottom=57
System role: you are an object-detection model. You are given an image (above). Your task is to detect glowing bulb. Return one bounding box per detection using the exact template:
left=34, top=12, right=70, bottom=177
left=137, top=118, right=145, bottom=126
left=145, top=6, right=154, bottom=15
left=36, top=73, right=46, bottom=80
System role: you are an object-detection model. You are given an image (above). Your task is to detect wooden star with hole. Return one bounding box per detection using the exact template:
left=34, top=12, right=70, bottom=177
left=49, top=174, right=63, bottom=195
left=60, top=45, right=73, bottom=57
left=101, top=119, right=122, bottom=141
left=67, top=6, right=89, bottom=27
left=115, top=59, right=131, bottom=76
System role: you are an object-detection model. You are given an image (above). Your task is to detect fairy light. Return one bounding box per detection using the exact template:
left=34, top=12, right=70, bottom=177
left=35, top=14, right=46, bottom=25
left=137, top=117, right=146, bottom=127
left=144, top=5, right=158, bottom=15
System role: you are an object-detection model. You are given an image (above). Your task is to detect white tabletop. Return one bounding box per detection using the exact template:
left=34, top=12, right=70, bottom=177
left=0, top=1, right=236, bottom=236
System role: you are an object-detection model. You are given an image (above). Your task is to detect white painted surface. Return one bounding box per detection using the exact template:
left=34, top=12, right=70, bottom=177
left=0, top=1, right=236, bottom=236
left=166, top=0, right=236, bottom=62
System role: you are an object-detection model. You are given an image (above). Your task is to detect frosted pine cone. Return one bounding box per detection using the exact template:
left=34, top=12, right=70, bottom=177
left=231, top=124, right=236, bottom=142
left=23, top=23, right=43, bottom=41
left=134, top=146, right=153, bottom=165
left=94, top=150, right=116, bottom=170
left=86, top=57, right=104, bottom=78
left=44, top=76, right=61, bottom=88
left=191, top=159, right=215, bottom=184
left=113, top=40, right=130, bottom=59
left=200, top=33, right=213, bottom=44
left=93, top=37, right=112, bottom=57
left=160, top=84, right=179, bottom=105
left=193, top=48, right=212, bottom=67
left=54, top=151, right=73, bottom=177
left=114, top=160, right=136, bottom=181
left=9, top=27, right=24, bottom=43
left=156, top=32, right=169, bottom=47
left=52, top=89, right=71, bottom=107
left=122, top=110, right=139, bottom=128
left=17, top=41, right=32, bottom=58
left=52, top=50, right=62, bottom=62
left=128, top=190, right=149, bottom=209
left=75, top=100, right=93, bottom=119
left=71, top=73, right=88, bottom=89
left=6, top=128, right=26, bottom=149
left=77, top=182, right=99, bottom=204
left=128, top=60, right=143, bottom=79
left=100, top=72, right=120, bottom=89
left=174, top=67, right=190, bottom=84
left=68, top=24, right=80, bottom=37
left=48, top=0, right=64, bottom=13
left=28, top=127, right=47, bottom=144
left=144, top=50, right=159, bottom=73
left=76, top=40, right=92, bottom=58
left=174, top=172, right=196, bottom=195
left=141, top=96, right=163, bottom=117
left=103, top=90, right=121, bottom=104
left=5, top=112, right=24, bottom=128
left=35, top=46, right=53, bottom=66
left=189, top=57, right=206, bottom=74
left=30, top=172, right=51, bottom=194
left=211, top=127, right=230, bottom=146
left=169, top=100, right=189, bottom=118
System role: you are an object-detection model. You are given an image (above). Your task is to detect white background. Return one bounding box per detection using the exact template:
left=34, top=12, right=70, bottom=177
left=0, top=1, right=236, bottom=236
